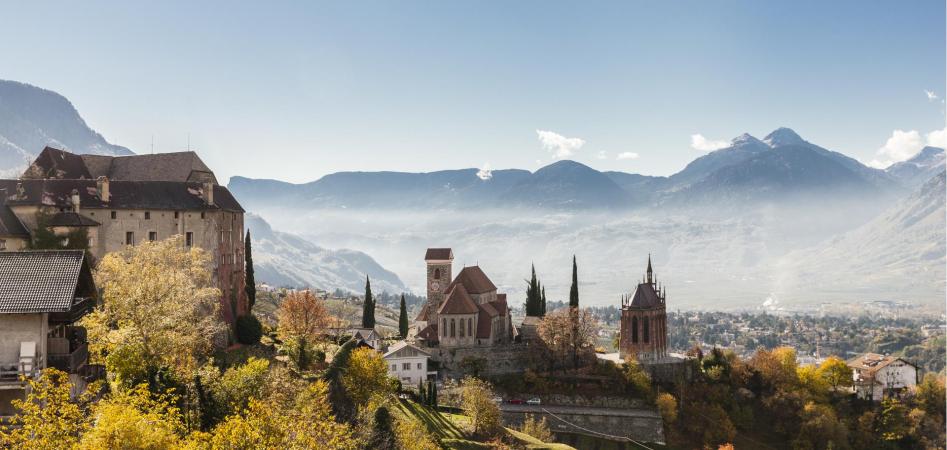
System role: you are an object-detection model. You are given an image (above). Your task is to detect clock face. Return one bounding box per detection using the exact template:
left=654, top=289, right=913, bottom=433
left=430, top=281, right=440, bottom=291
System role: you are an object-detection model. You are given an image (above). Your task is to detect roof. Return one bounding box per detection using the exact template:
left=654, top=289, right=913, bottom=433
left=383, top=341, right=431, bottom=358
left=414, top=302, right=432, bottom=322
left=847, top=353, right=917, bottom=374
left=491, top=294, right=508, bottom=316
left=349, top=328, right=380, bottom=341
left=628, top=282, right=663, bottom=309
left=0, top=250, right=94, bottom=313
left=438, top=283, right=479, bottom=315
left=476, top=306, right=495, bottom=338
left=449, top=266, right=497, bottom=295
left=0, top=199, right=28, bottom=237
left=425, top=248, right=453, bottom=261
left=47, top=212, right=100, bottom=227
left=0, top=179, right=243, bottom=212
left=94, top=152, right=217, bottom=184
left=417, top=324, right=438, bottom=342
left=22, top=147, right=93, bottom=180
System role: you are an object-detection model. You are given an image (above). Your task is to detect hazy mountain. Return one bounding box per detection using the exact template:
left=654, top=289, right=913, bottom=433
left=0, top=80, right=133, bottom=176
left=246, top=213, right=406, bottom=293
left=501, top=160, right=631, bottom=208
left=773, top=172, right=946, bottom=307
left=886, top=146, right=946, bottom=188
left=668, top=133, right=770, bottom=187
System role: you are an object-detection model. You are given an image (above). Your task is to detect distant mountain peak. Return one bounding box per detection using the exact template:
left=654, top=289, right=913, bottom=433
left=731, top=133, right=764, bottom=146
left=763, top=127, right=806, bottom=147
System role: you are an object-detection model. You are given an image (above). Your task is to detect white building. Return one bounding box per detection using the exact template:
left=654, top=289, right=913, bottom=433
left=383, top=341, right=434, bottom=385
left=848, top=353, right=918, bottom=401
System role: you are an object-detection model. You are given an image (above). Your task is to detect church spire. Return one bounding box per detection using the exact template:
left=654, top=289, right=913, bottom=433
left=646, top=253, right=653, bottom=284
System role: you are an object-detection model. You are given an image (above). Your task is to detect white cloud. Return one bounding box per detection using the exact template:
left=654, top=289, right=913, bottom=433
left=476, top=163, right=493, bottom=180
left=690, top=133, right=728, bottom=152
left=595, top=150, right=607, bottom=160
left=536, top=130, right=585, bottom=159
left=925, top=90, right=939, bottom=101
left=877, top=129, right=924, bottom=165
left=616, top=152, right=639, bottom=160
left=926, top=127, right=946, bottom=148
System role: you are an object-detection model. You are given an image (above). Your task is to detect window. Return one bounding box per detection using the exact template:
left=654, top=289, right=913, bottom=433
left=450, top=319, right=456, bottom=338
left=144, top=211, right=151, bottom=220
left=391, top=364, right=397, bottom=371
left=460, top=319, right=465, bottom=337
left=149, top=231, right=157, bottom=241
left=0, top=239, right=5, bottom=250
left=643, top=317, right=650, bottom=343
left=434, top=268, right=440, bottom=279
left=631, top=316, right=638, bottom=343
left=174, top=211, right=179, bottom=219
left=185, top=232, right=193, bottom=247
left=468, top=318, right=472, bottom=337
left=200, top=212, right=205, bottom=219
left=442, top=319, right=446, bottom=337
left=402, top=363, right=410, bottom=371
left=417, top=363, right=422, bottom=369
left=110, top=211, right=116, bottom=219
left=125, top=232, right=135, bottom=245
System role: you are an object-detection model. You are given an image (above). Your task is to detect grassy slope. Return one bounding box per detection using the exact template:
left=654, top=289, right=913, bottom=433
left=393, top=399, right=575, bottom=450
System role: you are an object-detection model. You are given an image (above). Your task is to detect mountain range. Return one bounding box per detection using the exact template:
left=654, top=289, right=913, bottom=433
left=0, top=80, right=133, bottom=177
left=229, top=127, right=939, bottom=213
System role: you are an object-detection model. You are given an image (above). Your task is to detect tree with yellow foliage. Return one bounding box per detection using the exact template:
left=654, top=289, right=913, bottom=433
left=460, top=377, right=501, bottom=437
left=277, top=290, right=332, bottom=370
left=78, top=384, right=184, bottom=449
left=88, top=235, right=225, bottom=385
left=341, top=347, right=394, bottom=408
left=817, top=356, right=852, bottom=392
left=0, top=368, right=91, bottom=449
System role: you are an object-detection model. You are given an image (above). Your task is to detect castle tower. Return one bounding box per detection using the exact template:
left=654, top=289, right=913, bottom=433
left=619, top=255, right=668, bottom=362
left=424, top=248, right=453, bottom=325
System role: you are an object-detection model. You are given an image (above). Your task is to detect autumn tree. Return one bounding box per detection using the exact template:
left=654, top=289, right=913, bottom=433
left=655, top=393, right=678, bottom=425
left=817, top=356, right=852, bottom=392
left=519, top=414, right=553, bottom=442
left=277, top=290, right=331, bottom=370
left=460, top=377, right=501, bottom=437
left=341, top=347, right=393, bottom=408
left=91, top=235, right=225, bottom=385
left=79, top=384, right=184, bottom=449
left=791, top=401, right=849, bottom=450
left=537, top=307, right=599, bottom=371
left=0, top=369, right=91, bottom=449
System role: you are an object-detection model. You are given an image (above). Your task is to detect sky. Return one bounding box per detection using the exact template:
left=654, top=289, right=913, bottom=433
left=0, top=1, right=944, bottom=183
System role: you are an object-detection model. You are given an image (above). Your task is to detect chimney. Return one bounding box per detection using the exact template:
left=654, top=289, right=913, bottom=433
left=97, top=176, right=110, bottom=203
left=70, top=189, right=80, bottom=213
left=202, top=181, right=214, bottom=206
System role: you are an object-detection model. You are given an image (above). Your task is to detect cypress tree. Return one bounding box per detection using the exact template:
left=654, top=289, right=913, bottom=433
left=569, top=255, right=579, bottom=308
left=525, top=264, right=541, bottom=316
left=429, top=381, right=437, bottom=408
left=244, top=230, right=256, bottom=311
left=541, top=286, right=547, bottom=316
left=323, top=338, right=358, bottom=423
left=398, top=294, right=408, bottom=338
left=418, top=380, right=425, bottom=403
left=362, top=276, right=375, bottom=329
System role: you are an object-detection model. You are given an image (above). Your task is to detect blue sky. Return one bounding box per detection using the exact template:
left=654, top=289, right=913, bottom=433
left=1, top=1, right=944, bottom=183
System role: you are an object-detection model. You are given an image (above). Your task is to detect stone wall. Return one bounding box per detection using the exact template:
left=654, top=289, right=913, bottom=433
left=431, top=344, right=529, bottom=378
left=501, top=408, right=664, bottom=445
left=642, top=357, right=695, bottom=384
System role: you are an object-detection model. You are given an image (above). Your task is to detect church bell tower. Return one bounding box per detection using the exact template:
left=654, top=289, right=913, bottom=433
left=424, top=248, right=453, bottom=324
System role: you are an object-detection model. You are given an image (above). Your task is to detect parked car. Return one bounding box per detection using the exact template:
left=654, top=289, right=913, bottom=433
left=492, top=396, right=503, bottom=404
left=527, top=397, right=541, bottom=405
left=508, top=398, right=524, bottom=404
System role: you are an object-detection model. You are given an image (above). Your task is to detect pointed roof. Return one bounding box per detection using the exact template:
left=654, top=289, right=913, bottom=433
left=0, top=250, right=96, bottom=313
left=424, top=248, right=453, bottom=261
left=628, top=282, right=663, bottom=309
left=437, top=283, right=479, bottom=315
left=23, top=147, right=93, bottom=180
left=448, top=266, right=497, bottom=294
left=417, top=324, right=438, bottom=342
left=383, top=341, right=431, bottom=358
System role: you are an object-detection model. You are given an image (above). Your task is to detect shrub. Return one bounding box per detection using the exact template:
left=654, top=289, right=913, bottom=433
left=235, top=314, right=263, bottom=345
left=519, top=414, right=554, bottom=442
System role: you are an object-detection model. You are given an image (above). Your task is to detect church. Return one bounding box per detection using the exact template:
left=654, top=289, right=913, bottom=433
left=414, top=248, right=513, bottom=348
left=619, top=255, right=669, bottom=361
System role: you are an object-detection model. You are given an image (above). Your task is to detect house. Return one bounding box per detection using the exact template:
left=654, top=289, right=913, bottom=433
left=1, top=146, right=247, bottom=326
left=384, top=341, right=434, bottom=385
left=414, top=248, right=513, bottom=348
left=0, top=250, right=100, bottom=416
left=848, top=353, right=918, bottom=401
left=348, top=328, right=383, bottom=350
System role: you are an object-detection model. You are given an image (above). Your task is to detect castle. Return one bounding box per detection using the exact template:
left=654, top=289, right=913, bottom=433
left=0, top=147, right=248, bottom=326
left=414, top=248, right=513, bottom=348
left=619, top=255, right=669, bottom=361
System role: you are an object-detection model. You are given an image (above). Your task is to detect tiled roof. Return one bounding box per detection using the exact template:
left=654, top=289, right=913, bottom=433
left=629, top=282, right=662, bottom=309
left=0, top=250, right=89, bottom=313
left=414, top=302, right=432, bottom=322
left=847, top=353, right=916, bottom=374
left=491, top=294, right=508, bottom=316
left=424, top=248, right=453, bottom=261
left=47, top=212, right=100, bottom=227
left=417, top=324, right=438, bottom=342
left=449, top=266, right=497, bottom=295
left=96, top=151, right=217, bottom=184
left=0, top=200, right=28, bottom=237
left=438, top=284, right=479, bottom=315
left=383, top=341, right=431, bottom=358
left=23, top=147, right=93, bottom=180
left=0, top=179, right=244, bottom=212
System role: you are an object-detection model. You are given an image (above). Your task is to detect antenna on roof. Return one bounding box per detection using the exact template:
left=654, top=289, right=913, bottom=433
left=151, top=135, right=154, bottom=154
left=187, top=133, right=191, bottom=151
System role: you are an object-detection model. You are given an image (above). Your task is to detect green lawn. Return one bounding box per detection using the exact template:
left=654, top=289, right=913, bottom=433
left=393, top=399, right=575, bottom=450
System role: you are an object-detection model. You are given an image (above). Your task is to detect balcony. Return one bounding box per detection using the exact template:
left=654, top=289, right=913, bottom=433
left=47, top=343, right=88, bottom=373
left=46, top=325, right=89, bottom=374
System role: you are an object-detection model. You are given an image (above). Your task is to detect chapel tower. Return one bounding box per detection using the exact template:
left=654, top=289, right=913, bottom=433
left=619, top=255, right=669, bottom=361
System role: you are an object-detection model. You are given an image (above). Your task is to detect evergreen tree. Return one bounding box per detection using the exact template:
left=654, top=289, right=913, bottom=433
left=398, top=294, right=409, bottom=338
left=362, top=276, right=375, bottom=329
left=428, top=381, right=437, bottom=408
left=244, top=230, right=256, bottom=311
left=418, top=380, right=425, bottom=403
left=525, top=264, right=542, bottom=316
left=541, top=286, right=547, bottom=316
left=569, top=255, right=579, bottom=308
left=367, top=406, right=397, bottom=450
left=323, top=338, right=358, bottom=423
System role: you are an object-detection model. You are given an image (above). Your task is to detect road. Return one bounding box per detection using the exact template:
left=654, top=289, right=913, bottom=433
left=499, top=403, right=660, bottom=418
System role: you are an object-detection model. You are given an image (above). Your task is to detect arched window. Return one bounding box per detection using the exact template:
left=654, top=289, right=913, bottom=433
left=460, top=318, right=465, bottom=337
left=643, top=317, right=650, bottom=343
left=434, top=268, right=441, bottom=280
left=442, top=319, right=446, bottom=337
left=450, top=319, right=456, bottom=337
left=468, top=318, right=472, bottom=337
left=631, top=316, right=638, bottom=343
